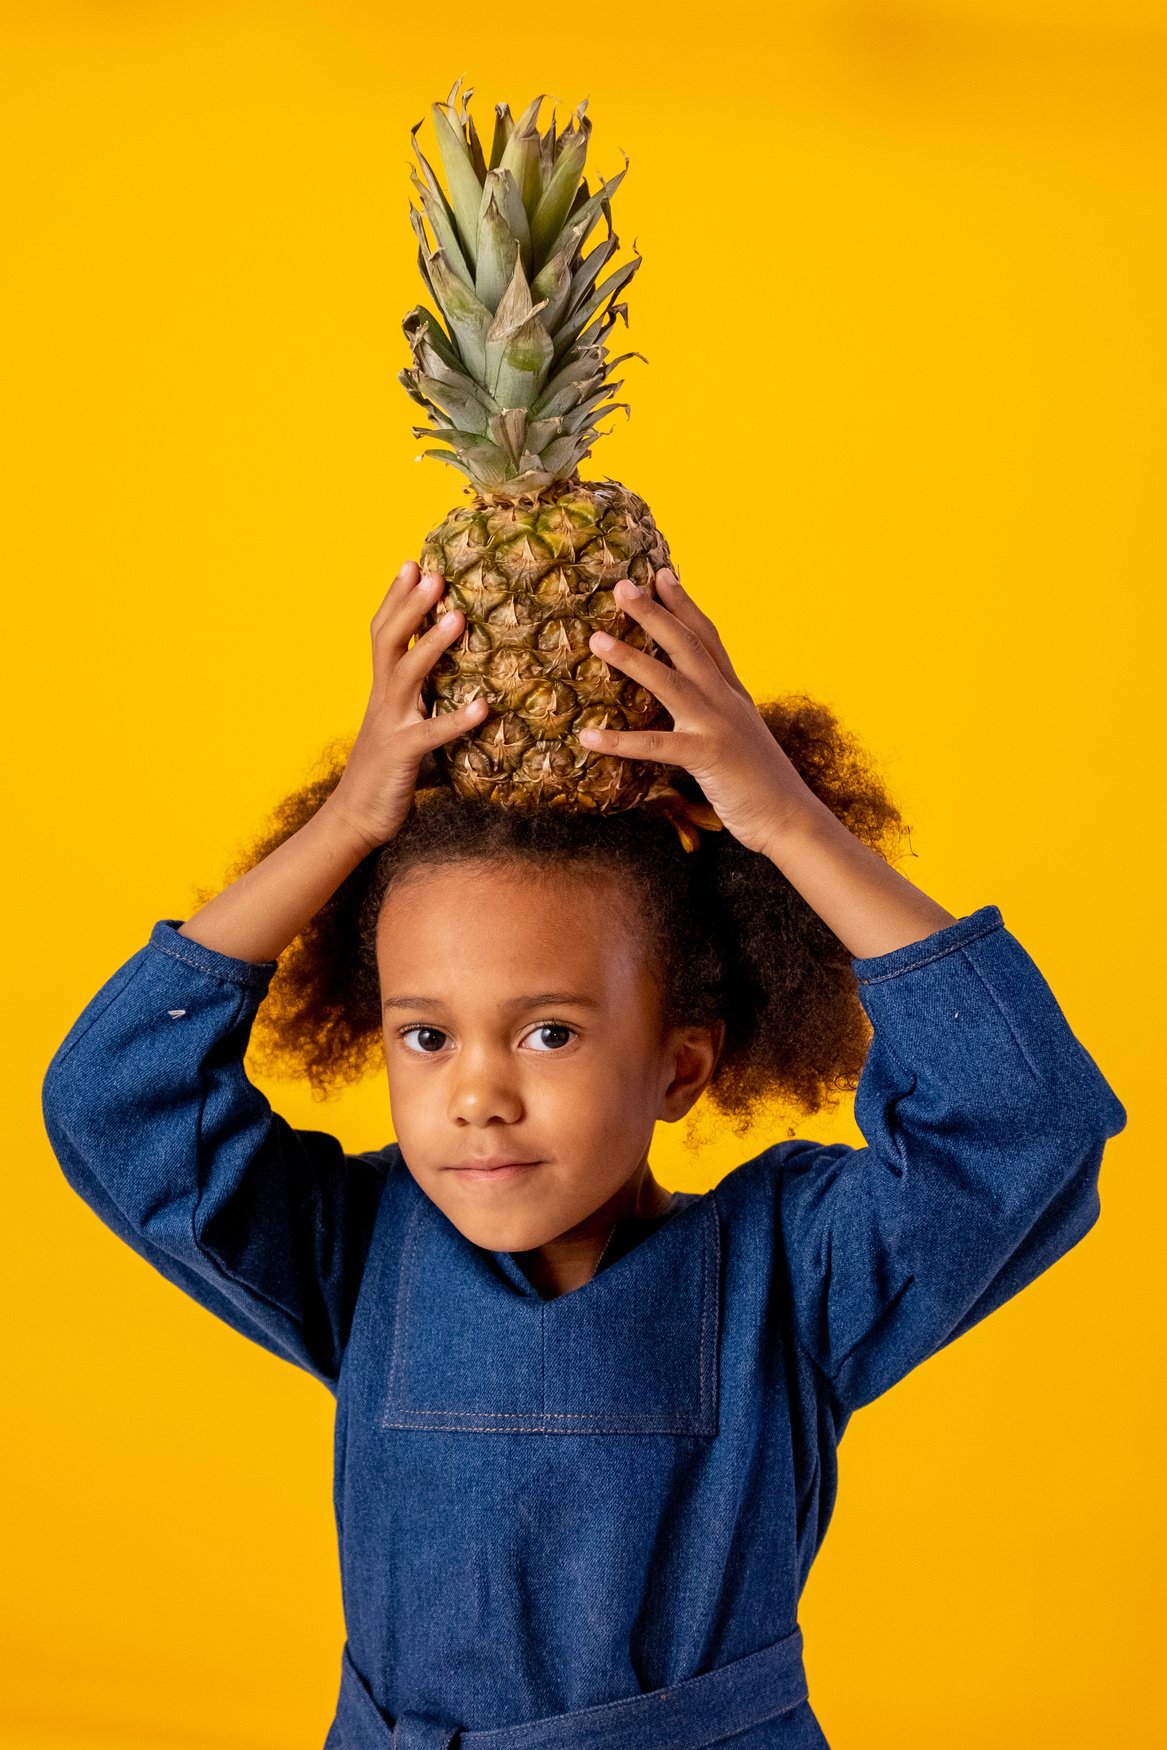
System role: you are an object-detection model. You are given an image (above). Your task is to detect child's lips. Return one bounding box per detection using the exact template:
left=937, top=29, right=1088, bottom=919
left=446, top=1158, right=544, bottom=1183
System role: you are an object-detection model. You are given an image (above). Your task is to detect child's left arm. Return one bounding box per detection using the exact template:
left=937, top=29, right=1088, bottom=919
left=586, top=568, right=1127, bottom=1414
left=576, top=566, right=959, bottom=960
left=774, top=905, right=1127, bottom=1412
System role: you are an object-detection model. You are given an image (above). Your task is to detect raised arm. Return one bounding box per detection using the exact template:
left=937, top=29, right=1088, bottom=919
left=177, top=559, right=487, bottom=963
left=574, top=570, right=1126, bottom=1414
left=773, top=905, right=1127, bottom=1415
left=42, top=562, right=485, bottom=1389
left=571, top=566, right=958, bottom=957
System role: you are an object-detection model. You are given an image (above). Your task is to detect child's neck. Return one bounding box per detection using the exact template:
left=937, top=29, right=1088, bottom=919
left=513, top=1163, right=674, bottom=1300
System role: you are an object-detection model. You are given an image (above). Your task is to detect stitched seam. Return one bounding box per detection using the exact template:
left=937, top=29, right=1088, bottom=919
left=379, top=1407, right=703, bottom=1421
left=148, top=935, right=273, bottom=990
left=774, top=1145, right=855, bottom=1404
left=855, top=915, right=1002, bottom=984
left=381, top=1202, right=421, bottom=1424
left=963, top=947, right=1043, bottom=1082
left=381, top=1198, right=717, bottom=1435
left=699, top=1197, right=714, bottom=1428
left=380, top=1419, right=709, bottom=1434
left=380, top=1406, right=702, bottom=1422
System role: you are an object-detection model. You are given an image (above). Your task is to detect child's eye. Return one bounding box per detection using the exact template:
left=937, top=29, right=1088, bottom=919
left=523, top=1022, right=578, bottom=1053
left=398, top=1025, right=450, bottom=1055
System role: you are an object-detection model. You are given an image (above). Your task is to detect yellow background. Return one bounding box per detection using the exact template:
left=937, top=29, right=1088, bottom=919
left=4, top=0, right=1161, bottom=1744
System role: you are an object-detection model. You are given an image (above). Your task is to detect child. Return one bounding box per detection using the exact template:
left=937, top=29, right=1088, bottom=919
left=42, top=560, right=1126, bottom=1750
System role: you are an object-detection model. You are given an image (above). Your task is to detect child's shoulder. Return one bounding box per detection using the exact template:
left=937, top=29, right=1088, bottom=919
left=708, top=1136, right=846, bottom=1220
left=350, top=1139, right=407, bottom=1185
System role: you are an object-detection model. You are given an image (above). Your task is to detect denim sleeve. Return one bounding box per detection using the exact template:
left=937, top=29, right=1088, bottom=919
left=775, top=903, right=1127, bottom=1415
left=41, top=919, right=392, bottom=1395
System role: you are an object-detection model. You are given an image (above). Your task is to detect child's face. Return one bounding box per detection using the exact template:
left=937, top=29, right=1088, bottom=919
left=375, top=858, right=721, bottom=1258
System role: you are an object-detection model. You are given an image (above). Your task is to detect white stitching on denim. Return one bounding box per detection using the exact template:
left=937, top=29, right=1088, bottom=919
left=384, top=1407, right=713, bottom=1421
left=381, top=1199, right=719, bottom=1435
left=540, top=1277, right=547, bottom=1411
left=381, top=1202, right=422, bottom=1424
left=149, top=936, right=274, bottom=990
left=855, top=913, right=1002, bottom=984
left=379, top=1421, right=705, bottom=1434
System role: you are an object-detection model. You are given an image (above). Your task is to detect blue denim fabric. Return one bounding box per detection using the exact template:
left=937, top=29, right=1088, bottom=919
left=41, top=904, right=1126, bottom=1748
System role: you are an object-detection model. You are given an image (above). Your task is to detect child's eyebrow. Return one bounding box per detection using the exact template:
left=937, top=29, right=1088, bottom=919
left=381, top=992, right=604, bottom=1014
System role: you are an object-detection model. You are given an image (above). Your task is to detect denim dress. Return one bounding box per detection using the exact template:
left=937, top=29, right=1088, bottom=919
left=41, top=904, right=1126, bottom=1749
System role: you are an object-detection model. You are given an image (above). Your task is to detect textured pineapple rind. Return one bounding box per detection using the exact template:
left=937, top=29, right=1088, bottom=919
left=417, top=476, right=673, bottom=811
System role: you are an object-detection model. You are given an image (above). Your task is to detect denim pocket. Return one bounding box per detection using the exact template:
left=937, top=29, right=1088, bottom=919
left=378, top=1193, right=720, bottom=1436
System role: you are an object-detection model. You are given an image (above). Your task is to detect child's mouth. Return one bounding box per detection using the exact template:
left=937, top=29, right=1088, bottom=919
left=446, top=1159, right=544, bottom=1183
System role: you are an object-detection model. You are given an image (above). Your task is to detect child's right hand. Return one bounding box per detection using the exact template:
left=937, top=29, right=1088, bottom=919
left=326, top=561, right=487, bottom=852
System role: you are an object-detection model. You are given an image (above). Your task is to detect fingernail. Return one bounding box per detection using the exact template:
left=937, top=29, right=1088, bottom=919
left=591, top=630, right=615, bottom=651
left=615, top=578, right=638, bottom=600
left=441, top=610, right=458, bottom=627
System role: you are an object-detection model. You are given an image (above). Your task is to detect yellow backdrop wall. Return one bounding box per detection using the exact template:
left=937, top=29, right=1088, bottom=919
left=4, top=1, right=1161, bottom=1745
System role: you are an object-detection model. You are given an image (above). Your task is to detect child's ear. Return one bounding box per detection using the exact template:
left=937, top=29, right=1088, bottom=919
left=659, top=1021, right=726, bottom=1122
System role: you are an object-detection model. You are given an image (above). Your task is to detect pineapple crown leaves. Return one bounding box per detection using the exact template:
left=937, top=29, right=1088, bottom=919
left=401, top=75, right=646, bottom=498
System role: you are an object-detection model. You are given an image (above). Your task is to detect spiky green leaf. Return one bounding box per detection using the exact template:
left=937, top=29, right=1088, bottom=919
left=431, top=101, right=485, bottom=272
left=409, top=164, right=473, bottom=289
left=484, top=257, right=554, bottom=404
left=554, top=256, right=640, bottom=360
left=488, top=103, right=512, bottom=171
left=492, top=165, right=532, bottom=278
left=530, top=347, right=605, bottom=415
left=402, top=305, right=464, bottom=376
left=415, top=371, right=493, bottom=435
left=500, top=101, right=545, bottom=220
left=529, top=121, right=591, bottom=270
left=487, top=407, right=529, bottom=465
left=428, top=250, right=492, bottom=379
left=475, top=174, right=520, bottom=312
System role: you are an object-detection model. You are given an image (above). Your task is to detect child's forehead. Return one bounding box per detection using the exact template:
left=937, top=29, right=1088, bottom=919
left=382, top=855, right=626, bottom=913
left=376, top=857, right=648, bottom=966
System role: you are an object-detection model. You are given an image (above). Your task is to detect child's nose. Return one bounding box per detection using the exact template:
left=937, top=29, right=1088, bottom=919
left=447, top=1062, right=525, bottom=1127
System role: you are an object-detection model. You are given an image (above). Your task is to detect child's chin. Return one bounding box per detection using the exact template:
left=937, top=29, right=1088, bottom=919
left=428, top=1185, right=551, bottom=1255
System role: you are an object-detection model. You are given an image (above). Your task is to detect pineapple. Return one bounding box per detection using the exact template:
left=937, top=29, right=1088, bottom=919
left=402, top=78, right=683, bottom=816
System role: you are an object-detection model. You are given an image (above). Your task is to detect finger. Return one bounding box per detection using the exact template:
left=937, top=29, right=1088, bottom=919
left=414, top=693, right=488, bottom=746
left=587, top=626, right=696, bottom=715
left=655, top=570, right=753, bottom=701
left=371, top=562, right=444, bottom=639
left=372, top=572, right=449, bottom=675
left=370, top=560, right=424, bottom=627
left=609, top=578, right=721, bottom=687
left=391, top=606, right=467, bottom=692
left=575, top=724, right=694, bottom=765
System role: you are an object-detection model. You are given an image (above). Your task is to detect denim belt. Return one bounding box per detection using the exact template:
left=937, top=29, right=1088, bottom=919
left=331, top=1626, right=809, bottom=1750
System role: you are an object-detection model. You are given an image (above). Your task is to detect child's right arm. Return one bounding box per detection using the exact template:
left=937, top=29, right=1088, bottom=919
left=175, top=559, right=486, bottom=964
left=41, top=561, right=486, bottom=1391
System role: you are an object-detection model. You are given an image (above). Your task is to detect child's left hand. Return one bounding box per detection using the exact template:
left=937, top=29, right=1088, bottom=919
left=578, top=568, right=815, bottom=859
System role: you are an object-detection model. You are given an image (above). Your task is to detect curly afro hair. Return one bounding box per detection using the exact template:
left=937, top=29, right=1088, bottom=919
left=195, top=694, right=912, bottom=1147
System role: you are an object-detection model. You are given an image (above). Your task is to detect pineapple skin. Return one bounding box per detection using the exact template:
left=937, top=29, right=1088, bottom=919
left=417, top=476, right=675, bottom=811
